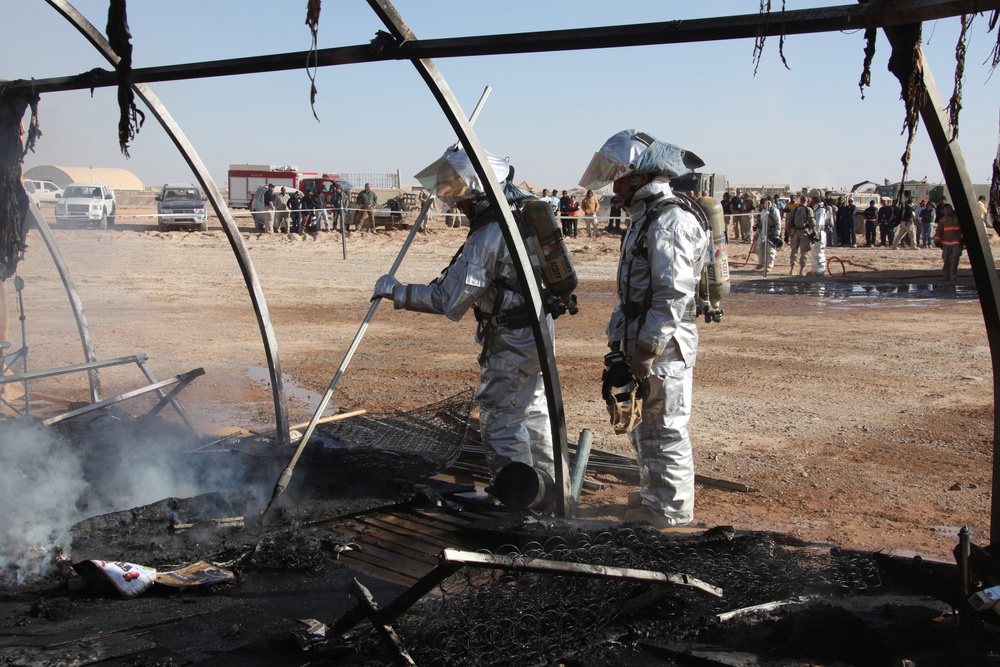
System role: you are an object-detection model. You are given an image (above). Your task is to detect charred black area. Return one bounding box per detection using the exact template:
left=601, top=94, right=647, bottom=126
left=2, top=403, right=1000, bottom=665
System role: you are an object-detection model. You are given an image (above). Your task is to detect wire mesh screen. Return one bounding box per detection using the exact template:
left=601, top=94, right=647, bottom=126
left=308, top=391, right=476, bottom=477
left=362, top=526, right=882, bottom=665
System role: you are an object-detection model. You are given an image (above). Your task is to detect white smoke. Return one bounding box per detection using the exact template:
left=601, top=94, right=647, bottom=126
left=0, top=416, right=258, bottom=586
left=0, top=421, right=89, bottom=585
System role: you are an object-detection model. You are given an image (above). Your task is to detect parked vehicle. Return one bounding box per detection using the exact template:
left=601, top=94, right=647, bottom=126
left=23, top=179, right=63, bottom=205
left=156, top=183, right=208, bottom=231
left=669, top=171, right=727, bottom=201
left=54, top=183, right=116, bottom=229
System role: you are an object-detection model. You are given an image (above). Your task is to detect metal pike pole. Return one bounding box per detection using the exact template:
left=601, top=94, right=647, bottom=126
left=261, top=195, right=436, bottom=517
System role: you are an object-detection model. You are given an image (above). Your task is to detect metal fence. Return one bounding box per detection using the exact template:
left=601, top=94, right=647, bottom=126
left=341, top=172, right=399, bottom=189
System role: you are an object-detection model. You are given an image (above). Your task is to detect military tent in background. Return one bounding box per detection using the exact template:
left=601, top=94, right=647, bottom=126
left=23, top=165, right=143, bottom=191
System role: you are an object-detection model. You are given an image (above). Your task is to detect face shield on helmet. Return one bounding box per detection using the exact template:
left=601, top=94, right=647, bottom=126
left=578, top=129, right=705, bottom=191
left=415, top=145, right=521, bottom=203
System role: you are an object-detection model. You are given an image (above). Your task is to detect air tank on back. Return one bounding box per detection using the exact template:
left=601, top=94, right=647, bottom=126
left=518, top=199, right=578, bottom=298
left=695, top=195, right=730, bottom=321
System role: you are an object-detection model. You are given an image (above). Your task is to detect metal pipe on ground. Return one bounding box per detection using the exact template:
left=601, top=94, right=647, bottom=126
left=569, top=428, right=593, bottom=517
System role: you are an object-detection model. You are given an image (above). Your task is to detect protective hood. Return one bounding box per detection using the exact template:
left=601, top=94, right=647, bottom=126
left=415, top=145, right=514, bottom=203
left=579, top=129, right=704, bottom=191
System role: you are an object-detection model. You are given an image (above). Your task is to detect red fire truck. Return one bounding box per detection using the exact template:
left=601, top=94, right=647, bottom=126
left=228, top=164, right=348, bottom=208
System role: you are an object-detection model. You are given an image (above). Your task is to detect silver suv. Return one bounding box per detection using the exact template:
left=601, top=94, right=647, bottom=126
left=156, top=183, right=208, bottom=231
left=54, top=183, right=117, bottom=229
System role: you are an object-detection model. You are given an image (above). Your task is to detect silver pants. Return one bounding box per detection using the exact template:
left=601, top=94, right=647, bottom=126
left=477, top=358, right=554, bottom=482
left=628, top=354, right=694, bottom=525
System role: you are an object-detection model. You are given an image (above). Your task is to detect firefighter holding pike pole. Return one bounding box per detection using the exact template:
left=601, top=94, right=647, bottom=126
left=372, top=144, right=578, bottom=497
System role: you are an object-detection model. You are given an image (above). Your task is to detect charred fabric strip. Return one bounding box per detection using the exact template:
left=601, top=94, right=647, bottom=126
left=0, top=88, right=39, bottom=281
left=887, top=22, right=926, bottom=193
left=106, top=0, right=144, bottom=156
left=753, top=0, right=790, bottom=75
left=306, top=0, right=322, bottom=120
left=949, top=12, right=971, bottom=140
left=860, top=27, right=876, bottom=98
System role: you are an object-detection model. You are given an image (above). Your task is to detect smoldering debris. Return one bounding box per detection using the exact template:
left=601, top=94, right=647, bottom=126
left=0, top=409, right=267, bottom=586
left=0, top=393, right=477, bottom=589
left=0, top=419, right=89, bottom=585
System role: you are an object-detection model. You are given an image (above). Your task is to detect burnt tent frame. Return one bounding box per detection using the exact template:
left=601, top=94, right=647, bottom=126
left=9, top=0, right=1000, bottom=529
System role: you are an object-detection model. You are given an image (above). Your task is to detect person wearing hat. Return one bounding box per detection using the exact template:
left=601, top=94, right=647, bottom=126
left=579, top=129, right=711, bottom=528
left=371, top=145, right=555, bottom=489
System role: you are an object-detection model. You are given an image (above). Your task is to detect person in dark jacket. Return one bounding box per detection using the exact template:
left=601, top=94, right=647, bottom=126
left=863, top=199, right=878, bottom=246
left=836, top=197, right=857, bottom=246
left=877, top=199, right=895, bottom=246
left=287, top=190, right=303, bottom=234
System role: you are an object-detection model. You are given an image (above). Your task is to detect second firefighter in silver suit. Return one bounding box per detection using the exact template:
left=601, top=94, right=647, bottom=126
left=581, top=129, right=711, bottom=528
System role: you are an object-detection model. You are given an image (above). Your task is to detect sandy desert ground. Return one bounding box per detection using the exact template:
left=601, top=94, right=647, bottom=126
left=6, top=204, right=998, bottom=563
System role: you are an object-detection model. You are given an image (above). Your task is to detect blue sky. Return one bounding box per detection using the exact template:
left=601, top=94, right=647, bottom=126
left=7, top=1, right=1000, bottom=193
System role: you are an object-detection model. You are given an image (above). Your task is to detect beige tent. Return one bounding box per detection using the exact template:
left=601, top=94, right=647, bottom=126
left=23, top=165, right=144, bottom=191
left=517, top=180, right=545, bottom=195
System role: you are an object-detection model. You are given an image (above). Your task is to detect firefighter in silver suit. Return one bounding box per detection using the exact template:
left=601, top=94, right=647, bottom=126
left=372, top=146, right=554, bottom=484
left=580, top=129, right=710, bottom=528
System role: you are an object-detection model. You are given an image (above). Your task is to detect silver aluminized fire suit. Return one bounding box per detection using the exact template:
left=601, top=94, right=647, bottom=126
left=752, top=201, right=782, bottom=270
left=611, top=177, right=708, bottom=526
left=390, top=207, right=555, bottom=482
left=810, top=202, right=829, bottom=276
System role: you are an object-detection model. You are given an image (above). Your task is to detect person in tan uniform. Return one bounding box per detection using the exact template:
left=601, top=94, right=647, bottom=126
left=580, top=189, right=601, bottom=237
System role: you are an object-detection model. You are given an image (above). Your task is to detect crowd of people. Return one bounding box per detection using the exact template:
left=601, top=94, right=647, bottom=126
left=258, top=181, right=346, bottom=234
left=258, top=176, right=985, bottom=284
left=719, top=189, right=988, bottom=281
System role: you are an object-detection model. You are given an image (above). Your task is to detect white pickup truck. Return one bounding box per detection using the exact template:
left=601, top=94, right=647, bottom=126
left=54, top=183, right=117, bottom=229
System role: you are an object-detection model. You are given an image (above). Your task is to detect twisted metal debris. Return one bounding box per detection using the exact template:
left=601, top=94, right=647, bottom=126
left=356, top=527, right=881, bottom=665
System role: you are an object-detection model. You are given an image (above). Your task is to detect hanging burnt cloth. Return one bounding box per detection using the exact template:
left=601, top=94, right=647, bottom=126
left=0, top=87, right=39, bottom=281
left=107, top=0, right=144, bottom=157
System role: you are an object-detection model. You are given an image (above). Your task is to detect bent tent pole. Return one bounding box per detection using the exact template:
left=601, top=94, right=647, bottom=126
left=261, top=194, right=436, bottom=517
left=25, top=201, right=102, bottom=402
left=368, top=0, right=572, bottom=517
left=884, top=24, right=1000, bottom=543
left=46, top=0, right=292, bottom=447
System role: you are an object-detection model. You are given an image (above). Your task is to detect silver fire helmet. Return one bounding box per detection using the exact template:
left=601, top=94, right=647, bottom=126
left=578, top=129, right=705, bottom=191
left=415, top=145, right=517, bottom=203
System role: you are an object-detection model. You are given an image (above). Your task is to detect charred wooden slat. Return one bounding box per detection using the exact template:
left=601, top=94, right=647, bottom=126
left=351, top=516, right=458, bottom=551
left=339, top=549, right=428, bottom=582
left=337, top=553, right=423, bottom=589
left=336, top=527, right=441, bottom=566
